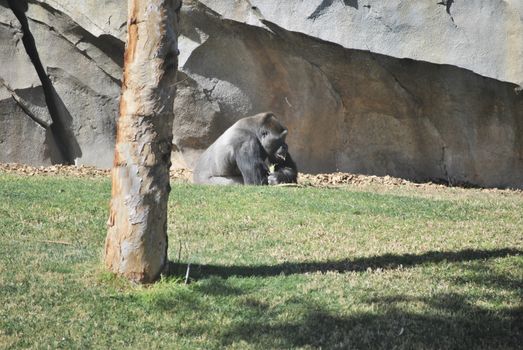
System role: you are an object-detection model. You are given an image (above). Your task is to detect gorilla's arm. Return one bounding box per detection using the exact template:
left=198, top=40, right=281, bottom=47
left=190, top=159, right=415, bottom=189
left=268, top=152, right=298, bottom=185
left=236, top=139, right=270, bottom=185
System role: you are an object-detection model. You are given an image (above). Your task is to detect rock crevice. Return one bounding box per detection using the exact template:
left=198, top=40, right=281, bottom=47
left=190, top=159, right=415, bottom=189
left=6, top=0, right=80, bottom=164
left=1, top=0, right=119, bottom=167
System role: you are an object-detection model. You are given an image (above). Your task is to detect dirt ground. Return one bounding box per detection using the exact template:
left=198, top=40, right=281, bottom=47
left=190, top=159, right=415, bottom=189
left=0, top=163, right=520, bottom=192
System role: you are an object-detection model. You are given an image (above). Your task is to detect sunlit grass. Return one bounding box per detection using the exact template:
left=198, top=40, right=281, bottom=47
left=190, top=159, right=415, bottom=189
left=0, top=173, right=521, bottom=349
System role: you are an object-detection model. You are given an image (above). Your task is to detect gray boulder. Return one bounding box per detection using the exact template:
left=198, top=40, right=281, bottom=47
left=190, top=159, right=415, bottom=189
left=0, top=0, right=121, bottom=167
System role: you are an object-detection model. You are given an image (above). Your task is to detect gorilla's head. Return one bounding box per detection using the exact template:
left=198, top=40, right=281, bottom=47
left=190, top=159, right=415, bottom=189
left=259, top=113, right=289, bottom=162
left=273, top=143, right=288, bottom=162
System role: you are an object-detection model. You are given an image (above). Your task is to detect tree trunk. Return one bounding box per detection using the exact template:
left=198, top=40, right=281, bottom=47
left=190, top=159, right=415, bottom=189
left=104, top=0, right=181, bottom=283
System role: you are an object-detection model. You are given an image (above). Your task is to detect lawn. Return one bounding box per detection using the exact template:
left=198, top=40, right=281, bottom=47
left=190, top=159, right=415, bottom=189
left=0, top=173, right=522, bottom=349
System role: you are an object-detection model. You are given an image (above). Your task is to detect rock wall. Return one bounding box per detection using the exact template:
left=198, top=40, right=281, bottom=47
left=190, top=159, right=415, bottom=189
left=1, top=0, right=522, bottom=188
left=200, top=0, right=523, bottom=86
left=0, top=0, right=122, bottom=167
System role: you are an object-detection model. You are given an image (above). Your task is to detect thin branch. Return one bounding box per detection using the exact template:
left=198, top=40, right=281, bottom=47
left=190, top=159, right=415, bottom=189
left=12, top=239, right=74, bottom=245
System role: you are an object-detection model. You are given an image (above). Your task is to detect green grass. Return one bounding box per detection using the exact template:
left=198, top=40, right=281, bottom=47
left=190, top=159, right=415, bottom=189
left=0, top=173, right=522, bottom=349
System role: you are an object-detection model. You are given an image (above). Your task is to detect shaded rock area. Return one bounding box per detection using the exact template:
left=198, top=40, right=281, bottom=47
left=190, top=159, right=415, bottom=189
left=1, top=0, right=522, bottom=188
left=0, top=84, right=54, bottom=165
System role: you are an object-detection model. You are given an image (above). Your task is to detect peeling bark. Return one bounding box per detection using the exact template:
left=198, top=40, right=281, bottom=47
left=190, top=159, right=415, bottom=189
left=104, top=0, right=181, bottom=283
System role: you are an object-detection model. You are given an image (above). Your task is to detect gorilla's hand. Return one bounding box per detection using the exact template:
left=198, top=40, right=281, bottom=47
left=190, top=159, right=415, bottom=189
left=268, top=151, right=297, bottom=185
left=268, top=172, right=279, bottom=185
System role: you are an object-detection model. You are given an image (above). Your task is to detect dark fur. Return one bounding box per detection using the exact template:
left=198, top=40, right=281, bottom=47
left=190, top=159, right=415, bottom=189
left=268, top=152, right=298, bottom=185
left=193, top=112, right=298, bottom=185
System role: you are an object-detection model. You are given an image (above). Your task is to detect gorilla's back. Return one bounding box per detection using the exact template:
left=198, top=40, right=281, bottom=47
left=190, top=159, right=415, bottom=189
left=193, top=121, right=253, bottom=183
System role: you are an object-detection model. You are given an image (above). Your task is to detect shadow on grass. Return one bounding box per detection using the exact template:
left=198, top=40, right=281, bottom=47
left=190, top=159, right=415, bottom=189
left=157, top=248, right=523, bottom=348
left=218, top=293, right=523, bottom=349
left=166, top=247, right=522, bottom=279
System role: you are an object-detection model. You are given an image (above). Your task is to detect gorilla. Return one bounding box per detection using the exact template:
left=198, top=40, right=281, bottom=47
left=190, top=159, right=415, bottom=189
left=193, top=112, right=298, bottom=185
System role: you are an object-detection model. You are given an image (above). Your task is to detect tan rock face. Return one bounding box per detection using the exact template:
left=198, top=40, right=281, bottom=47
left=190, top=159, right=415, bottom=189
left=1, top=0, right=522, bottom=188
left=174, top=2, right=523, bottom=188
